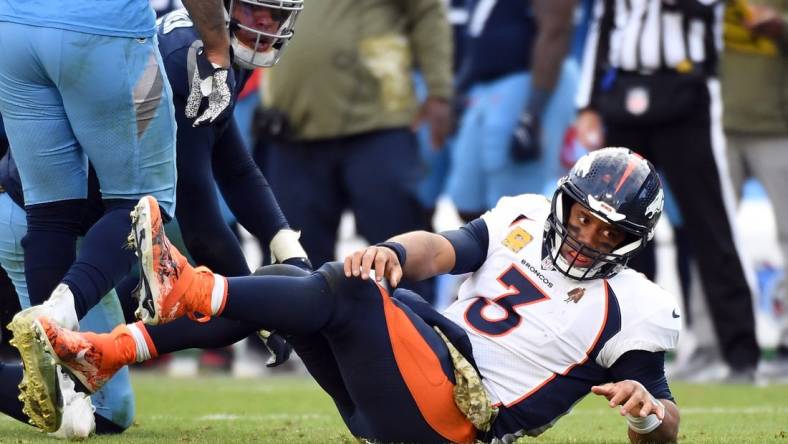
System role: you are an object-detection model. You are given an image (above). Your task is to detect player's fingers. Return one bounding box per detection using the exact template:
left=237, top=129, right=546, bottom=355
left=349, top=250, right=365, bottom=277
left=591, top=383, right=614, bottom=398
left=642, top=399, right=665, bottom=420
left=359, top=247, right=378, bottom=280
left=374, top=251, right=388, bottom=282
left=620, top=395, right=643, bottom=417
left=638, top=398, right=658, bottom=418
left=607, top=386, right=631, bottom=409
left=387, top=260, right=403, bottom=288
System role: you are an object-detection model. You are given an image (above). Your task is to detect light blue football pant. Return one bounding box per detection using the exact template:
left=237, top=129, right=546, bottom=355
left=0, top=22, right=176, bottom=216
left=447, top=60, right=579, bottom=212
left=0, top=192, right=135, bottom=429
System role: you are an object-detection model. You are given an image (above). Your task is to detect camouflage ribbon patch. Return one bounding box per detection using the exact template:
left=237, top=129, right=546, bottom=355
left=434, top=327, right=498, bottom=432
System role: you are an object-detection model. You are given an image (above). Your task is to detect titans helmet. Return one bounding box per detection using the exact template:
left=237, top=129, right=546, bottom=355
left=543, top=147, right=664, bottom=280
left=225, top=0, right=302, bottom=69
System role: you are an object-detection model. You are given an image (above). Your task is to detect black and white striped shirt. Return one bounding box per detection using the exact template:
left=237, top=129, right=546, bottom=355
left=577, top=0, right=724, bottom=109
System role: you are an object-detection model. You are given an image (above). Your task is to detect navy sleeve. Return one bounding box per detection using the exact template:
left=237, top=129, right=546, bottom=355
left=162, top=45, right=191, bottom=98
left=440, top=218, right=488, bottom=275
left=212, top=118, right=290, bottom=241
left=608, top=350, right=674, bottom=402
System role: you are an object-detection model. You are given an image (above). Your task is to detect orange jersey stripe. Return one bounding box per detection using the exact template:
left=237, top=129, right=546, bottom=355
left=378, top=285, right=477, bottom=444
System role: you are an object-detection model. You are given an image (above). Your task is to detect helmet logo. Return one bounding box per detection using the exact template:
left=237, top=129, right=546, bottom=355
left=645, top=188, right=664, bottom=219
left=587, top=195, right=626, bottom=221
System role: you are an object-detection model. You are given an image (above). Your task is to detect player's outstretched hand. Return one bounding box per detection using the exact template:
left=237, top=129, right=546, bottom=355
left=343, top=246, right=403, bottom=287
left=185, top=44, right=236, bottom=127
left=591, top=380, right=665, bottom=419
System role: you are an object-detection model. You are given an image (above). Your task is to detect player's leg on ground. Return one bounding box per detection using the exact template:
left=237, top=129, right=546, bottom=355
left=126, top=202, right=469, bottom=441
left=222, top=263, right=473, bottom=443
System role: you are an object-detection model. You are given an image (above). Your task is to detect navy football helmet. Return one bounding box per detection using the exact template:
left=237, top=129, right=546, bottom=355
left=543, top=147, right=664, bottom=280
left=226, top=0, right=302, bottom=68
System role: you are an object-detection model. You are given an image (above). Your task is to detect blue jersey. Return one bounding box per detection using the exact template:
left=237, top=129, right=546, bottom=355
left=0, top=0, right=156, bottom=38
left=456, top=0, right=536, bottom=92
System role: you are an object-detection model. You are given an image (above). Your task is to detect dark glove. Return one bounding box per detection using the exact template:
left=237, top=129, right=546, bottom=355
left=510, top=112, right=542, bottom=163
left=185, top=44, right=236, bottom=127
left=257, top=330, right=293, bottom=367
left=253, top=106, right=293, bottom=144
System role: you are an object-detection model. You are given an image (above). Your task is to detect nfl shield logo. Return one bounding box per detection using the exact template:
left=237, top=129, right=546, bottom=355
left=626, top=87, right=649, bottom=116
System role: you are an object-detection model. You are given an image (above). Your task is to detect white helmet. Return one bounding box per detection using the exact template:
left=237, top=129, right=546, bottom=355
left=226, top=0, right=302, bottom=69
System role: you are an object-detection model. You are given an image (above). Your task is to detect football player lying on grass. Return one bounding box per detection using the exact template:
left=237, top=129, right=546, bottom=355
left=30, top=148, right=679, bottom=443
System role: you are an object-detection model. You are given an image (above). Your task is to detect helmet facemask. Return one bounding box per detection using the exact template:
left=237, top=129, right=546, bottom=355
left=544, top=189, right=648, bottom=281
left=226, top=0, right=302, bottom=69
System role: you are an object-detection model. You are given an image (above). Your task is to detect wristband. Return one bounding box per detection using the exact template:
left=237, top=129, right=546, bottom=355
left=270, top=229, right=308, bottom=263
left=626, top=398, right=664, bottom=434
left=375, top=242, right=407, bottom=267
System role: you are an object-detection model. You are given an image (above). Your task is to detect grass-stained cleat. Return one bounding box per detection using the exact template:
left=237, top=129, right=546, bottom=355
left=7, top=316, right=62, bottom=432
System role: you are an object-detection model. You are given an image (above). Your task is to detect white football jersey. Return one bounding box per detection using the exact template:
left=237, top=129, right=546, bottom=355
left=441, top=194, right=681, bottom=438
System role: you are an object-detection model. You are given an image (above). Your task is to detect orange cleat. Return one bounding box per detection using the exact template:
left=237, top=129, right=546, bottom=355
left=33, top=317, right=135, bottom=394
left=129, top=196, right=226, bottom=325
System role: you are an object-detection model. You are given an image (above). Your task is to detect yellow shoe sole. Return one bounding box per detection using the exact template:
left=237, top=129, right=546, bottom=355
left=7, top=313, right=62, bottom=433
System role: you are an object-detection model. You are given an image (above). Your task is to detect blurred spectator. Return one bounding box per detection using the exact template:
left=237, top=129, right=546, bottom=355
left=260, top=0, right=453, bottom=301
left=446, top=0, right=578, bottom=222
left=414, top=0, right=469, bottom=230
left=722, top=0, right=788, bottom=380
left=575, top=0, right=761, bottom=380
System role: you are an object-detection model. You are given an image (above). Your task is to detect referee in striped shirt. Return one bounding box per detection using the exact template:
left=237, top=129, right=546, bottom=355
left=574, top=0, right=760, bottom=380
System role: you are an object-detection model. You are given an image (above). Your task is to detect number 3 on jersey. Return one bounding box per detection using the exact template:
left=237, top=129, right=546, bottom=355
left=464, top=265, right=550, bottom=336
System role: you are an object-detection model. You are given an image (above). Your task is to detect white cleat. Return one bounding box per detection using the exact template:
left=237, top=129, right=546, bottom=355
left=48, top=367, right=96, bottom=439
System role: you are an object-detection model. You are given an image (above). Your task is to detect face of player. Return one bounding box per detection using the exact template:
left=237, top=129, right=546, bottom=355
left=231, top=2, right=289, bottom=52
left=560, top=202, right=627, bottom=268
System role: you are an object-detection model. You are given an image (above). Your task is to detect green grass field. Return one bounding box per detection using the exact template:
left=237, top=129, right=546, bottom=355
left=1, top=373, right=786, bottom=443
